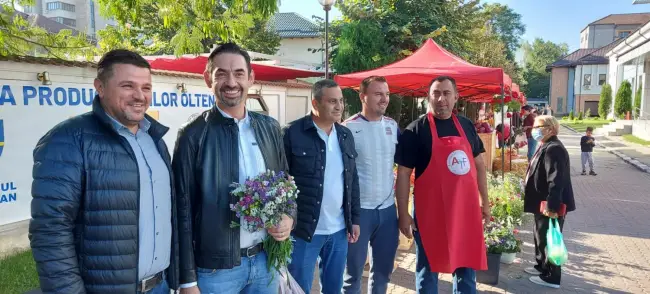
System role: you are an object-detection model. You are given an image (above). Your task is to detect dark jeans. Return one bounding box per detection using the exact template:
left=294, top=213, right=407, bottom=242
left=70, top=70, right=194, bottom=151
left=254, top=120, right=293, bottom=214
left=138, top=279, right=169, bottom=294
left=533, top=213, right=566, bottom=284
left=289, top=229, right=348, bottom=294
left=343, top=205, right=400, bottom=294
left=414, top=231, right=476, bottom=294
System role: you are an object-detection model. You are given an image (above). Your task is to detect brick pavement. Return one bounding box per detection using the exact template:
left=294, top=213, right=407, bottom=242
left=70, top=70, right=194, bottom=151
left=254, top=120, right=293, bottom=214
left=310, top=127, right=650, bottom=293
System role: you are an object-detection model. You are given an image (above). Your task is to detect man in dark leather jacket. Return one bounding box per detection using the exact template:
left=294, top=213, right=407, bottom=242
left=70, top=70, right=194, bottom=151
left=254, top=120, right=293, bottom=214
left=29, top=49, right=179, bottom=294
left=173, top=43, right=292, bottom=294
left=284, top=79, right=361, bottom=294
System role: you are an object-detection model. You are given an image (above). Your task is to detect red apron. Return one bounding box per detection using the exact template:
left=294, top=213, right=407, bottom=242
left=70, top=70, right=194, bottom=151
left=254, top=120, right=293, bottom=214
left=414, top=113, right=487, bottom=273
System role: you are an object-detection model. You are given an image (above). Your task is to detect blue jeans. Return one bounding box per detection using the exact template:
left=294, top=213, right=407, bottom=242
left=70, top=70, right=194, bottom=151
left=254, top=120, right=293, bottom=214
left=414, top=231, right=476, bottom=294
left=343, top=205, right=399, bottom=294
left=527, top=137, right=538, bottom=161
left=196, top=251, right=278, bottom=294
left=288, top=229, right=348, bottom=294
left=139, top=279, right=169, bottom=294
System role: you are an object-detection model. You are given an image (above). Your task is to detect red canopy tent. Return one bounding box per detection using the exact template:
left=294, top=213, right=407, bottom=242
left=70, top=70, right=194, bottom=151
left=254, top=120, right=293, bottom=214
left=334, top=39, right=510, bottom=99
left=145, top=55, right=324, bottom=81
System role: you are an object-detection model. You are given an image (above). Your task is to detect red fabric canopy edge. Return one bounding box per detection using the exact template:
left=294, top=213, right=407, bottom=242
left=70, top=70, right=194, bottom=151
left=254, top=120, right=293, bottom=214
left=145, top=56, right=324, bottom=81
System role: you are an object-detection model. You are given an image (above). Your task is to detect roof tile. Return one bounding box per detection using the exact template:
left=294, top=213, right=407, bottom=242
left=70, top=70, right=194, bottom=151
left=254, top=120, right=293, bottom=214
left=267, top=12, right=321, bottom=38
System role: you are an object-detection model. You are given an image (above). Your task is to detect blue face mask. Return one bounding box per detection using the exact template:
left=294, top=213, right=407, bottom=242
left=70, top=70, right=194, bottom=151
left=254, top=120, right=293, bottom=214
left=532, top=128, right=544, bottom=141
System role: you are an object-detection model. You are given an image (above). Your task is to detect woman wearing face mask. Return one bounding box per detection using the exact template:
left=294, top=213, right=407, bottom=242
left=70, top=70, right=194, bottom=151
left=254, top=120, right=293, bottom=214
left=522, top=115, right=576, bottom=289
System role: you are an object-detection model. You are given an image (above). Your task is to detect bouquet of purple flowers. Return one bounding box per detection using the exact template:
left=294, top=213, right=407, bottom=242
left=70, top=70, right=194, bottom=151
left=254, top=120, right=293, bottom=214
left=229, top=170, right=299, bottom=274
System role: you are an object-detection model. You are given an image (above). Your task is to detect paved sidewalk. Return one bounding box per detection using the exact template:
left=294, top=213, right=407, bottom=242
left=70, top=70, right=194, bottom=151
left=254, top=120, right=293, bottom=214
left=310, top=127, right=650, bottom=293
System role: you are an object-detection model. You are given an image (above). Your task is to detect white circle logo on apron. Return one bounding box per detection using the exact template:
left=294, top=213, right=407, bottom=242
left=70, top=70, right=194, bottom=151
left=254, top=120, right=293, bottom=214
left=447, top=150, right=470, bottom=175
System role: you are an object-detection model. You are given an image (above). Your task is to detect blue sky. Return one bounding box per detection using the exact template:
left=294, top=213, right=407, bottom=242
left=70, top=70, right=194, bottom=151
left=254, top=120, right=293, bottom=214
left=279, top=0, right=650, bottom=57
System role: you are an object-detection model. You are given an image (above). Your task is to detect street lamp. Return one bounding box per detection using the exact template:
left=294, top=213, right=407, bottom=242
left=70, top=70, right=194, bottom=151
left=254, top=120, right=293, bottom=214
left=318, top=0, right=334, bottom=78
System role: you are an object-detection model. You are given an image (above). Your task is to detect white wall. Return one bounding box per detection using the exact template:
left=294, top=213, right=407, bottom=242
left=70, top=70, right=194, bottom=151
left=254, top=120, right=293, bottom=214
left=277, top=38, right=324, bottom=65
left=580, top=29, right=589, bottom=49
left=575, top=64, right=609, bottom=95
left=0, top=60, right=307, bottom=226
left=632, top=120, right=650, bottom=141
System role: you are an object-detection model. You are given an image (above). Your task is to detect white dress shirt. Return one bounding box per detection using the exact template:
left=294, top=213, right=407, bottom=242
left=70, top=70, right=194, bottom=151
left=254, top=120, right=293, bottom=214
left=313, top=122, right=346, bottom=235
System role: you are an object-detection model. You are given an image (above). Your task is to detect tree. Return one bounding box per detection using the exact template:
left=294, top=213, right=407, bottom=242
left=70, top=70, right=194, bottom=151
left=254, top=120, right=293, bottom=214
left=521, top=38, right=569, bottom=98
left=482, top=3, right=525, bottom=62
left=1, top=1, right=95, bottom=59
left=599, top=83, right=612, bottom=119
left=634, top=81, right=642, bottom=118
left=239, top=17, right=281, bottom=55
left=96, top=0, right=279, bottom=56
left=614, top=80, right=633, bottom=118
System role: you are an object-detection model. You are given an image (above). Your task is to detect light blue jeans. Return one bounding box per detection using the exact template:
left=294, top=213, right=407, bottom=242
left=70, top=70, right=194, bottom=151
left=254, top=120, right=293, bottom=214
left=288, top=229, right=348, bottom=294
left=139, top=279, right=169, bottom=294
left=197, top=251, right=278, bottom=294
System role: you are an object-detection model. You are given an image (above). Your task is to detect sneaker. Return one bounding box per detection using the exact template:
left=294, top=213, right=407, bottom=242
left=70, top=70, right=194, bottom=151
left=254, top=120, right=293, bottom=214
left=589, top=171, right=597, bottom=176
left=529, top=276, right=560, bottom=289
left=524, top=267, right=542, bottom=275
left=581, top=171, right=587, bottom=175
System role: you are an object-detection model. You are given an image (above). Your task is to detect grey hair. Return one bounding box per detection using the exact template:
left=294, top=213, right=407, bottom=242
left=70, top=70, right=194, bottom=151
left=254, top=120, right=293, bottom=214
left=312, top=79, right=339, bottom=101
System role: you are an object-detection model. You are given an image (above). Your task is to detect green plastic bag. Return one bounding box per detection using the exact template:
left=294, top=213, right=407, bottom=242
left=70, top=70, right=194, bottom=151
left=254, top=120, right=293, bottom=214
left=546, top=218, right=568, bottom=266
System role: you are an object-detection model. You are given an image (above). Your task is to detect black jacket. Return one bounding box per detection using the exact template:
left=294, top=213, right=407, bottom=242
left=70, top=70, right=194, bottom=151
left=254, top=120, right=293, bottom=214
left=173, top=107, right=288, bottom=284
left=524, top=136, right=576, bottom=214
left=29, top=97, right=180, bottom=293
left=283, top=114, right=361, bottom=242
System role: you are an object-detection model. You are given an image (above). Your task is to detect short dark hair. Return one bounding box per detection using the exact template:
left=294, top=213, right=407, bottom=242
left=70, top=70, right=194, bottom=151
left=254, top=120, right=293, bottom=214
left=586, top=127, right=594, bottom=132
left=313, top=79, right=339, bottom=101
left=428, top=76, right=458, bottom=93
left=206, top=42, right=252, bottom=75
left=522, top=105, right=533, bottom=111
left=97, top=49, right=150, bottom=82
left=360, top=76, right=387, bottom=94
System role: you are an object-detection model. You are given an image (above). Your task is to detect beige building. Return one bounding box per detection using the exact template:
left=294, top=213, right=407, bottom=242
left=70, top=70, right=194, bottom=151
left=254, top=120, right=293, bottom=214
left=22, top=0, right=115, bottom=37
left=267, top=12, right=324, bottom=71
left=580, top=13, right=650, bottom=49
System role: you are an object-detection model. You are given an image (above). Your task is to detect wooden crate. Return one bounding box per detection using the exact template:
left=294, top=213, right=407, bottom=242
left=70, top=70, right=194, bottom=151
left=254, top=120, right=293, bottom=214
left=479, top=132, right=496, bottom=171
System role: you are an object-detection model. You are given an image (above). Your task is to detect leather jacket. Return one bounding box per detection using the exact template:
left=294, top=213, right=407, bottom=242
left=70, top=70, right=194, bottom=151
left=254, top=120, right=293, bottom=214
left=172, top=107, right=288, bottom=285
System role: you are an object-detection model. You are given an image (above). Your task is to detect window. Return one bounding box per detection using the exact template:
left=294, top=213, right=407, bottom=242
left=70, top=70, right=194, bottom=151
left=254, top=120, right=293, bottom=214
left=583, top=74, right=592, bottom=86
left=598, top=74, right=607, bottom=86
left=52, top=17, right=76, bottom=27
left=557, top=97, right=564, bottom=113
left=24, top=5, right=34, bottom=13
left=46, top=2, right=75, bottom=12
left=618, top=31, right=631, bottom=38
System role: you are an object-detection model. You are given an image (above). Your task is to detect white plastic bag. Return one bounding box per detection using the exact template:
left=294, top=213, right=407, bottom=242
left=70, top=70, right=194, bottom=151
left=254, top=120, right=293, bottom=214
left=277, top=267, right=305, bottom=294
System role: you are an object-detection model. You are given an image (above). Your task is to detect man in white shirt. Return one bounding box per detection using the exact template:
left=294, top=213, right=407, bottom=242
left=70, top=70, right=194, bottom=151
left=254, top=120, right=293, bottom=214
left=173, top=43, right=293, bottom=294
left=342, top=76, right=400, bottom=294
left=284, top=79, right=361, bottom=293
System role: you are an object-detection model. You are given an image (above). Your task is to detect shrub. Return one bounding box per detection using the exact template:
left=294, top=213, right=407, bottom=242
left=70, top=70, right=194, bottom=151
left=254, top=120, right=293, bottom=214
left=599, top=84, right=613, bottom=119
left=614, top=80, right=633, bottom=118
left=562, top=116, right=569, bottom=120
left=585, top=108, right=592, bottom=118
left=484, top=222, right=523, bottom=254
left=634, top=82, right=643, bottom=118
left=578, top=111, right=584, bottom=120
left=568, top=110, right=574, bottom=120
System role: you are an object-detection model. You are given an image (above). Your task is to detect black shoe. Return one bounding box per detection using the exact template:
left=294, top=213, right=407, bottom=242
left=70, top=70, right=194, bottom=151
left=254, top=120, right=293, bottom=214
left=590, top=171, right=597, bottom=176
left=581, top=171, right=587, bottom=175
left=530, top=275, right=560, bottom=289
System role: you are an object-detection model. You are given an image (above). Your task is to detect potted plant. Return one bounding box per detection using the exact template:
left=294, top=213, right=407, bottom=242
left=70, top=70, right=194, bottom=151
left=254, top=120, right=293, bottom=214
left=500, top=227, right=523, bottom=264
left=477, top=222, right=506, bottom=285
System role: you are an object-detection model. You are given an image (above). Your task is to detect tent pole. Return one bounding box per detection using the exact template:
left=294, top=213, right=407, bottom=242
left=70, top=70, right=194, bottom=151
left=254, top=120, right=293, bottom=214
left=501, top=86, right=505, bottom=180
left=509, top=89, right=513, bottom=170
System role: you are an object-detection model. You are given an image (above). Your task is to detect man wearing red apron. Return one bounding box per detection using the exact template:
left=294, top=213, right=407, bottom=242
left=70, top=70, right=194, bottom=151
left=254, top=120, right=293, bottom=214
left=395, top=76, right=491, bottom=293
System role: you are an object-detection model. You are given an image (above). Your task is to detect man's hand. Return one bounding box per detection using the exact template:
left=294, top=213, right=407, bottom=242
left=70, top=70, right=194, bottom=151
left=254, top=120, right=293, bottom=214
left=347, top=225, right=360, bottom=243
left=398, top=213, right=417, bottom=239
left=543, top=209, right=559, bottom=219
left=268, top=214, right=293, bottom=241
left=482, top=205, right=491, bottom=223
left=180, top=286, right=201, bottom=294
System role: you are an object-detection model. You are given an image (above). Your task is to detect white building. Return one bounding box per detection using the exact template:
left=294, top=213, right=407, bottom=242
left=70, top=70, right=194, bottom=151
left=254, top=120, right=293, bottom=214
left=606, top=19, right=650, bottom=140
left=267, top=12, right=324, bottom=70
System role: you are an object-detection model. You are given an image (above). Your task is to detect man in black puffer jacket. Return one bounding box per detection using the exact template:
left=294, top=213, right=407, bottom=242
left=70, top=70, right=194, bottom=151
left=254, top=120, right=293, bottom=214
left=29, top=50, right=179, bottom=294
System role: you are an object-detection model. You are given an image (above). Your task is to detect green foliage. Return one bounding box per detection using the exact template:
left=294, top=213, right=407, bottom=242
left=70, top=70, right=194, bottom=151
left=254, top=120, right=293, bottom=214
left=577, top=111, right=583, bottom=120
left=635, top=81, right=642, bottom=118
left=614, top=80, right=633, bottom=118
left=521, top=38, right=569, bottom=98
left=506, top=100, right=521, bottom=112
left=585, top=107, right=591, bottom=118
left=95, top=0, right=279, bottom=56
left=332, top=21, right=390, bottom=74
left=568, top=110, right=574, bottom=120
left=0, top=1, right=95, bottom=59
left=0, top=250, right=39, bottom=294
left=482, top=3, right=526, bottom=62
left=599, top=83, right=613, bottom=119
left=487, top=172, right=525, bottom=227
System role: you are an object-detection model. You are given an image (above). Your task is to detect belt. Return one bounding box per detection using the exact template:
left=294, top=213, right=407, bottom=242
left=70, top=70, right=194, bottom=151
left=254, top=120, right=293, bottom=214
left=137, top=271, right=164, bottom=293
left=241, top=242, right=264, bottom=258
